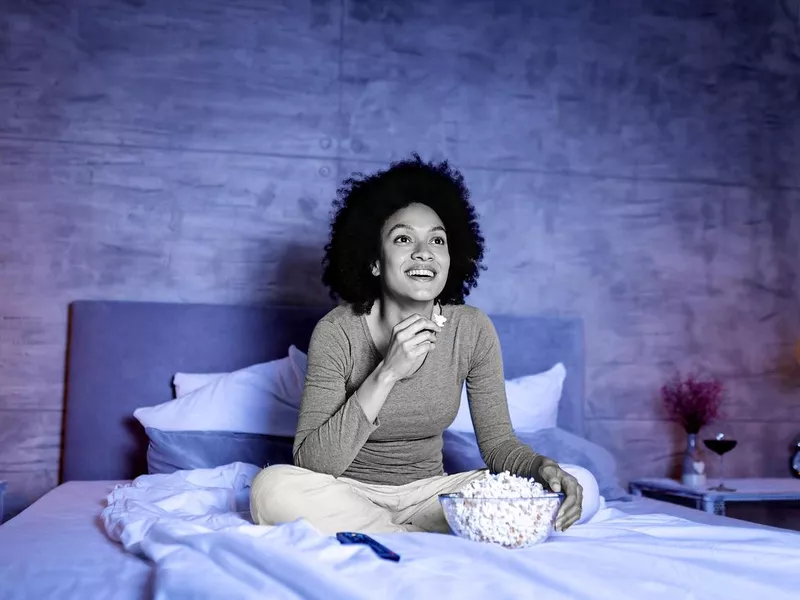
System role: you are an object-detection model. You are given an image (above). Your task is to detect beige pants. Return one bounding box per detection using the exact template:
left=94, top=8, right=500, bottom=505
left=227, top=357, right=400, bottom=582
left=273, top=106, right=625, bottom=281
left=250, top=464, right=488, bottom=535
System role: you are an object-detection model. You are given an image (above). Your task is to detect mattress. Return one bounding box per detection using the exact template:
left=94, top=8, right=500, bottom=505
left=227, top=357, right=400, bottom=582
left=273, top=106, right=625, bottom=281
left=0, top=480, right=151, bottom=600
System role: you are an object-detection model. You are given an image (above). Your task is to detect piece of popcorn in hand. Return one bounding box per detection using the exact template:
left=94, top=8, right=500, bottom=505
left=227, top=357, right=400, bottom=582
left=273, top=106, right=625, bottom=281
left=432, top=313, right=447, bottom=327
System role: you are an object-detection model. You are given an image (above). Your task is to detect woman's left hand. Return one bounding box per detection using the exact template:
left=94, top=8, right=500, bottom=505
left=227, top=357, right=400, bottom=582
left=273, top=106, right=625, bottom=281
left=538, top=461, right=583, bottom=531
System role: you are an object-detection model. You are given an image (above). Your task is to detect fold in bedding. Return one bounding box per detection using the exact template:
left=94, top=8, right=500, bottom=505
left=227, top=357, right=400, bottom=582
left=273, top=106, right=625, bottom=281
left=100, top=462, right=800, bottom=600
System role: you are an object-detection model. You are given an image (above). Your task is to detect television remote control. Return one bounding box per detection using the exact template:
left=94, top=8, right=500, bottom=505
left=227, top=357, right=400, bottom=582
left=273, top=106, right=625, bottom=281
left=336, top=532, right=401, bottom=562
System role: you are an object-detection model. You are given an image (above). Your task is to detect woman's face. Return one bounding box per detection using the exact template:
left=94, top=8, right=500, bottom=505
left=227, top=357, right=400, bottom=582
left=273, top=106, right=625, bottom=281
left=373, top=203, right=451, bottom=304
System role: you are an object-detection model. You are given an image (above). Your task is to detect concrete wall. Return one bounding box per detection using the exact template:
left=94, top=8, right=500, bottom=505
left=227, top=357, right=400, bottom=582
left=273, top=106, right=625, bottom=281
left=1, top=0, right=799, bottom=520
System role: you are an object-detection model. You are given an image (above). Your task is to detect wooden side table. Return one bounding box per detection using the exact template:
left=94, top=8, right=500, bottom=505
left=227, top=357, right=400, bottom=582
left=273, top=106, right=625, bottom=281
left=0, top=480, right=6, bottom=525
left=629, top=477, right=800, bottom=516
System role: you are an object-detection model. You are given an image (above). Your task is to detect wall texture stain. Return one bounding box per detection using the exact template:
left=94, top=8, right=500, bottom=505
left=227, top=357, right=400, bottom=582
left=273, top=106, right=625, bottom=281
left=0, top=0, right=798, bottom=524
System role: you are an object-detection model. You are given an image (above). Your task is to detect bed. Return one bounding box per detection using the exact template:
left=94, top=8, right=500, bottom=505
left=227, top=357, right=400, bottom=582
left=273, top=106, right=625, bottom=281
left=0, top=300, right=798, bottom=600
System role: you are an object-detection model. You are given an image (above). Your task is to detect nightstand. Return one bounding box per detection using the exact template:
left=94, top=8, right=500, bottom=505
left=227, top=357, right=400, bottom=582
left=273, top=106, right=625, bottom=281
left=0, top=480, right=6, bottom=524
left=629, top=477, right=800, bottom=516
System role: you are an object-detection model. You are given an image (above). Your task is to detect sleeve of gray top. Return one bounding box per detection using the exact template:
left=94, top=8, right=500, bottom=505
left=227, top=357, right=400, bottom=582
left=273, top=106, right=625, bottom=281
left=292, top=319, right=380, bottom=476
left=465, top=310, right=542, bottom=478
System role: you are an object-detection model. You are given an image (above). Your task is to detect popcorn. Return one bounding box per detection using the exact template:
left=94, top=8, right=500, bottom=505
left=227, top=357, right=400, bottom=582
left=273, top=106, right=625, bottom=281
left=432, top=313, right=447, bottom=327
left=443, top=471, right=561, bottom=549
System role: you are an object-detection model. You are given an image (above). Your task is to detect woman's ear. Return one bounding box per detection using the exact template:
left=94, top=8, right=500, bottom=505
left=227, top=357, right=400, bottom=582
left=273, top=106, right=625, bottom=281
left=371, top=262, right=380, bottom=276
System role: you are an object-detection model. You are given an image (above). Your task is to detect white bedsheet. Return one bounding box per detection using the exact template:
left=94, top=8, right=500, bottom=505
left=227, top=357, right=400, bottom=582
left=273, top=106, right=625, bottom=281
left=0, top=480, right=151, bottom=600
left=101, top=462, right=800, bottom=600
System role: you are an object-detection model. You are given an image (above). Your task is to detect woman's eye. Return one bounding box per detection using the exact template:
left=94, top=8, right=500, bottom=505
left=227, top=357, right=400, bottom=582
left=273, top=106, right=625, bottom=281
left=395, top=235, right=446, bottom=244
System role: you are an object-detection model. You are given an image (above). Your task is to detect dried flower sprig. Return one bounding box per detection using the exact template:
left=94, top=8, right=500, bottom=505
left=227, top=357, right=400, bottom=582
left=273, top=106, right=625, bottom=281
left=661, top=373, right=724, bottom=434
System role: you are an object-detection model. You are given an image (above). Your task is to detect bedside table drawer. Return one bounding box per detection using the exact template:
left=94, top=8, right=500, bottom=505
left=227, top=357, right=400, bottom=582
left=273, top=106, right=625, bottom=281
left=638, top=489, right=700, bottom=510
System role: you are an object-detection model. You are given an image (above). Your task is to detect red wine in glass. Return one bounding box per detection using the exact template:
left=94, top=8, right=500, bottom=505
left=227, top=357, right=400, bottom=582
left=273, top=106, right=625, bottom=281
left=703, top=434, right=738, bottom=491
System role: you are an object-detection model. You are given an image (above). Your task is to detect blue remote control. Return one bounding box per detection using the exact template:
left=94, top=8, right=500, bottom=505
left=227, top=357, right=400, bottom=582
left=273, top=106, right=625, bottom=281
left=336, top=532, right=401, bottom=562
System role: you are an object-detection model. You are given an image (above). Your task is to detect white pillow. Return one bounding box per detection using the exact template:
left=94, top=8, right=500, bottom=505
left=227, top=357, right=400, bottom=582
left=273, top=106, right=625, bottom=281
left=137, top=347, right=309, bottom=437
left=447, top=363, right=566, bottom=433
left=172, top=345, right=308, bottom=398
left=287, top=344, right=308, bottom=384
left=173, top=372, right=225, bottom=398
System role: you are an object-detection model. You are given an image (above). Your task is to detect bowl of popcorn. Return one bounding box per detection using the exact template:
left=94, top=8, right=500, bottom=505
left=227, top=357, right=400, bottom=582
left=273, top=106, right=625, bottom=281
left=439, top=471, right=563, bottom=549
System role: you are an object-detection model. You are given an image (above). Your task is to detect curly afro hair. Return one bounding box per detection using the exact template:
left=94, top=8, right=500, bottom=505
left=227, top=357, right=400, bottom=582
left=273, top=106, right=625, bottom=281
left=321, top=153, right=488, bottom=315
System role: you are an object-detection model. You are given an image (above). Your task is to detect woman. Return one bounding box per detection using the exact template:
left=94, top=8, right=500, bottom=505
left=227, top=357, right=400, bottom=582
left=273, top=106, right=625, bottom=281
left=250, top=155, right=594, bottom=535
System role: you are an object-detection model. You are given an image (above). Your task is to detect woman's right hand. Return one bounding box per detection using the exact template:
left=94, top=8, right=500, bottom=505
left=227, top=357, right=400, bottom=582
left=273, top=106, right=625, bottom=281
left=381, top=314, right=442, bottom=382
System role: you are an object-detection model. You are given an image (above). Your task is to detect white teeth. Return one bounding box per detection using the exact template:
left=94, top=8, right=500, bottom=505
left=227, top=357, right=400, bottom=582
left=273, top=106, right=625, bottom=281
left=406, top=269, right=435, bottom=277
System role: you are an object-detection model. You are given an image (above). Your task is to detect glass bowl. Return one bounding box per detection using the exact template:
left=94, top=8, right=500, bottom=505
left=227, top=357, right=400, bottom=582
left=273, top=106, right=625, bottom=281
left=438, top=492, right=564, bottom=549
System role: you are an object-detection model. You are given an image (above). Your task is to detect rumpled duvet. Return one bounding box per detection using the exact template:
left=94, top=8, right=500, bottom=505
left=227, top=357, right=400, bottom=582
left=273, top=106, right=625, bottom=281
left=101, top=462, right=800, bottom=600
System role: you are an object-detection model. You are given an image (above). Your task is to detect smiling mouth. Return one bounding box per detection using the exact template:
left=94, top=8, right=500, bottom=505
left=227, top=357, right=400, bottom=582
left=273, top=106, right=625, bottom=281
left=405, top=269, right=436, bottom=282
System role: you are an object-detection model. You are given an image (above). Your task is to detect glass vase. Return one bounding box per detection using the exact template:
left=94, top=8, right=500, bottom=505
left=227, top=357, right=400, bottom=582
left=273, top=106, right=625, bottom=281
left=681, top=432, right=707, bottom=487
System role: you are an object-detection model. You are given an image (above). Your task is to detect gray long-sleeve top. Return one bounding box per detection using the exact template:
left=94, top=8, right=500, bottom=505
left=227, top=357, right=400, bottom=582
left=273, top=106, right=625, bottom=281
left=293, top=302, right=541, bottom=485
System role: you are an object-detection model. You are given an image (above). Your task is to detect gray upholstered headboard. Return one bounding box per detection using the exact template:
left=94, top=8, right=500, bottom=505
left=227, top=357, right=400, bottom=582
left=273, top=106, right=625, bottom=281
left=61, top=300, right=585, bottom=482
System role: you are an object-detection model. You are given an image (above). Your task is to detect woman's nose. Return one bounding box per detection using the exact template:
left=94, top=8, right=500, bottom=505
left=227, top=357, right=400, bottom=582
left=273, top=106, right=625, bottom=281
left=412, top=244, right=433, bottom=258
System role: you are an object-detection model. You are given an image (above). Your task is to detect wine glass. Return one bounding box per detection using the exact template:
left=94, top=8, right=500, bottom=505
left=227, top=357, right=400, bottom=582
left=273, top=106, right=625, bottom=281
left=703, top=432, right=738, bottom=491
